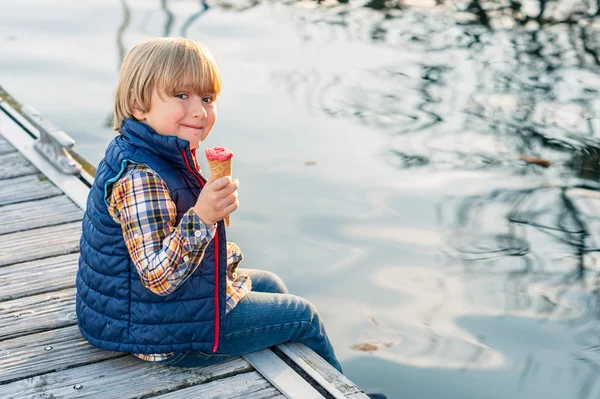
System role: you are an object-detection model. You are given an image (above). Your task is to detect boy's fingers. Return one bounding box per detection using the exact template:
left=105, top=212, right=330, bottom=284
left=214, top=176, right=232, bottom=189
left=223, top=199, right=239, bottom=215
left=221, top=191, right=238, bottom=206
left=212, top=176, right=236, bottom=192
left=223, top=181, right=239, bottom=196
left=206, top=176, right=223, bottom=190
left=214, top=191, right=236, bottom=206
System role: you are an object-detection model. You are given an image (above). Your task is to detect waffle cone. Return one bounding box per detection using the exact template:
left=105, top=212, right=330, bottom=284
left=207, top=158, right=233, bottom=226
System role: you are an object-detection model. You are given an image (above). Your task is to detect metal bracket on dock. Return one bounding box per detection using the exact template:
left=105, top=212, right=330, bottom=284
left=21, top=105, right=82, bottom=175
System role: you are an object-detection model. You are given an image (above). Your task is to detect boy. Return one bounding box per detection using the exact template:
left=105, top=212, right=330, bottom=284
left=75, top=37, right=342, bottom=372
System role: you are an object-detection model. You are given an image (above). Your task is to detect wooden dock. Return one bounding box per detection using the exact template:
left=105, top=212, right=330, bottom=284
left=0, top=87, right=369, bottom=399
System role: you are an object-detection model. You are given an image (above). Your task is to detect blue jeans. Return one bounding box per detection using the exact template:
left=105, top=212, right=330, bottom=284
left=157, top=269, right=343, bottom=373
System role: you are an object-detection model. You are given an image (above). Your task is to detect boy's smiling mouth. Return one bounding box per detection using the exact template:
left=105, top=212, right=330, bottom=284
left=181, top=124, right=204, bottom=130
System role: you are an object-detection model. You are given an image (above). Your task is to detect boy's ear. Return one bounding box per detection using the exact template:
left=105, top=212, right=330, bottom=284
left=131, top=99, right=146, bottom=121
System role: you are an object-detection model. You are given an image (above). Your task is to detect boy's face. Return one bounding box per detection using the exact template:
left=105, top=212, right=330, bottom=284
left=133, top=86, right=217, bottom=149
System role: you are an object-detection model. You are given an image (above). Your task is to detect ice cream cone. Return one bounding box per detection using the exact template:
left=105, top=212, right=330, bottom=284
left=205, top=147, right=234, bottom=226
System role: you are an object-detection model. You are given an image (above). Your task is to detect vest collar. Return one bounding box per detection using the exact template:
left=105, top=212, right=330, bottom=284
left=121, top=119, right=192, bottom=169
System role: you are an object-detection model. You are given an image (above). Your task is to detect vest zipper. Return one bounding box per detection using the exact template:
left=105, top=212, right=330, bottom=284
left=183, top=149, right=221, bottom=353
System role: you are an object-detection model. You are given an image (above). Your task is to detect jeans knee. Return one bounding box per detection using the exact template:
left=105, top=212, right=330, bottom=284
left=240, top=269, right=290, bottom=294
left=263, top=270, right=289, bottom=294
left=292, top=295, right=321, bottom=325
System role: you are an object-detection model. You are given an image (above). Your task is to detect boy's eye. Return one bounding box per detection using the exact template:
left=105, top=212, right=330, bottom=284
left=175, top=93, right=189, bottom=99
left=203, top=96, right=215, bottom=104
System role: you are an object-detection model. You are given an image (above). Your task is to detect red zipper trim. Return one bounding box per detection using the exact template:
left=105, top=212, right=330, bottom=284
left=212, top=226, right=220, bottom=353
left=183, top=149, right=220, bottom=353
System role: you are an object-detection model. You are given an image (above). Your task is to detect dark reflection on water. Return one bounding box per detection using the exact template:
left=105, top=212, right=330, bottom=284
left=160, top=0, right=211, bottom=37
left=117, top=0, right=211, bottom=65
left=261, top=1, right=600, bottom=396
left=179, top=1, right=209, bottom=37
left=269, top=0, right=600, bottom=179
left=443, top=182, right=600, bottom=272
left=439, top=179, right=600, bottom=396
left=116, top=0, right=131, bottom=67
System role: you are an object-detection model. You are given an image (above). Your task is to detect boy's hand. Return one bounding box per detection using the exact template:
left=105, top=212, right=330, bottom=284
left=193, top=176, right=239, bottom=226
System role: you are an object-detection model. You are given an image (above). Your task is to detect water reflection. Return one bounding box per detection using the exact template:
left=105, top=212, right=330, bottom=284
left=268, top=0, right=600, bottom=179
left=443, top=183, right=600, bottom=270
left=263, top=3, right=600, bottom=393
left=438, top=178, right=600, bottom=391
left=160, top=0, right=210, bottom=37
left=117, top=0, right=131, bottom=67
left=116, top=0, right=211, bottom=65
left=179, top=0, right=209, bottom=37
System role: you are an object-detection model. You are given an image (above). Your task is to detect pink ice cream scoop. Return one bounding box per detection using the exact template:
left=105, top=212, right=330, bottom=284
left=205, top=146, right=234, bottom=162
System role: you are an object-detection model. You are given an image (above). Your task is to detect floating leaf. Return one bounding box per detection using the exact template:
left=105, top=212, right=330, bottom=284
left=351, top=343, right=379, bottom=352
left=519, top=154, right=552, bottom=168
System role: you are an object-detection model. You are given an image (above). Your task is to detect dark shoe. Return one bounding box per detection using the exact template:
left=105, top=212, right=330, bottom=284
left=367, top=394, right=388, bottom=399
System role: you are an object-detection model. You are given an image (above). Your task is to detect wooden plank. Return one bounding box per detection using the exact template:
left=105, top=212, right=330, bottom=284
left=0, top=152, right=37, bottom=180
left=0, top=221, right=81, bottom=267
left=0, top=174, right=62, bottom=206
left=0, top=287, right=76, bottom=341
left=277, top=344, right=349, bottom=399
left=0, top=136, right=15, bottom=155
left=0, top=253, right=78, bottom=301
left=244, top=349, right=325, bottom=399
left=0, top=104, right=92, bottom=210
left=0, top=325, right=125, bottom=384
left=278, top=343, right=370, bottom=398
left=154, top=371, right=286, bottom=399
left=0, top=355, right=253, bottom=398
left=0, top=195, right=82, bottom=235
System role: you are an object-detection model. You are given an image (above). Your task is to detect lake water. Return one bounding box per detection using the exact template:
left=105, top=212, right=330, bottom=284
left=2, top=1, right=600, bottom=398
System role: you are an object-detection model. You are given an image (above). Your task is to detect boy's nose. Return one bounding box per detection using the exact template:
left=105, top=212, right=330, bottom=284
left=192, top=101, right=207, bottom=118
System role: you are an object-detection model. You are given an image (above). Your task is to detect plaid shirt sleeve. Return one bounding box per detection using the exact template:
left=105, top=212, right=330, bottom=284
left=225, top=242, right=252, bottom=313
left=107, top=164, right=216, bottom=296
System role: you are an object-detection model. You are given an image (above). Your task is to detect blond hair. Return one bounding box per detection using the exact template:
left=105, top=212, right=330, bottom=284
left=113, top=37, right=222, bottom=132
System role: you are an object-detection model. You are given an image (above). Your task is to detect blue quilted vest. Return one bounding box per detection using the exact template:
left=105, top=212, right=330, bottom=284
left=76, top=119, right=227, bottom=355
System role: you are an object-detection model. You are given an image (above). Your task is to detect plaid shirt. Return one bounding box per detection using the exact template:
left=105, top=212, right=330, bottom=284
left=107, top=162, right=251, bottom=362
